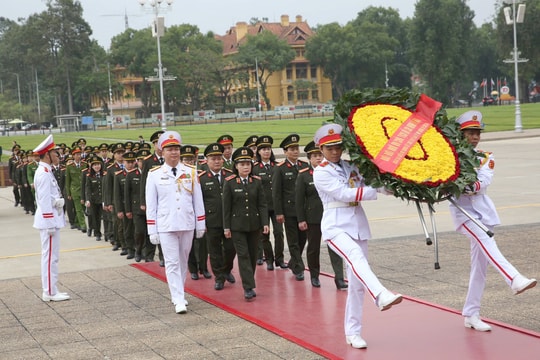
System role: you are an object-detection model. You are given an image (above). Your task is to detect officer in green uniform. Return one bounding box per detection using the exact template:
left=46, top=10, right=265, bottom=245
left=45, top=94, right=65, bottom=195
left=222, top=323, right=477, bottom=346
left=114, top=150, right=136, bottom=258
left=243, top=135, right=258, bottom=159
left=199, top=143, right=236, bottom=290
left=223, top=146, right=269, bottom=300
left=140, top=130, right=165, bottom=265
left=84, top=155, right=105, bottom=241
left=104, top=143, right=125, bottom=251
left=217, top=135, right=234, bottom=170
left=272, top=134, right=309, bottom=281
left=296, top=141, right=347, bottom=289
left=252, top=135, right=286, bottom=270
left=26, top=150, right=39, bottom=214
left=9, top=145, right=22, bottom=207
left=125, top=149, right=149, bottom=262
left=183, top=145, right=212, bottom=280
left=65, top=146, right=87, bottom=232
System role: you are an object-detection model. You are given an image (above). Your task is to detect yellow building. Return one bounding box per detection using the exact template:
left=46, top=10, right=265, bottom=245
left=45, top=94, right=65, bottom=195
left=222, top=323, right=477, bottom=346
left=216, top=15, right=333, bottom=110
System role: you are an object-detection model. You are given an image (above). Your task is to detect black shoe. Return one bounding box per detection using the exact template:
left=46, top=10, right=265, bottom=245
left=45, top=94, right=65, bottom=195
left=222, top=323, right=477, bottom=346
left=112, top=244, right=120, bottom=251
left=70, top=224, right=77, bottom=229
left=256, top=258, right=264, bottom=266
left=191, top=272, right=199, bottom=280
left=95, top=236, right=101, bottom=241
left=295, top=272, right=305, bottom=281
left=214, top=282, right=224, bottom=290
left=126, top=252, right=135, bottom=260
left=159, top=260, right=165, bottom=267
left=25, top=210, right=29, bottom=214
left=225, top=273, right=236, bottom=283
left=267, top=263, right=274, bottom=271
left=276, top=261, right=288, bottom=269
left=135, top=255, right=142, bottom=262
left=311, top=277, right=321, bottom=287
left=31, top=211, right=35, bottom=215
left=120, top=249, right=128, bottom=256
left=201, top=270, right=212, bottom=279
left=244, top=289, right=256, bottom=300
left=14, top=202, right=19, bottom=207
left=145, top=258, right=154, bottom=263
left=87, top=229, right=92, bottom=237
left=335, top=278, right=348, bottom=290
left=81, top=228, right=87, bottom=234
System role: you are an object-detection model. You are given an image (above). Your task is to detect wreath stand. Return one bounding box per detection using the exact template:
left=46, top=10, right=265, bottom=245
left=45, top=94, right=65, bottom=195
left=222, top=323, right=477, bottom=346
left=414, top=196, right=494, bottom=270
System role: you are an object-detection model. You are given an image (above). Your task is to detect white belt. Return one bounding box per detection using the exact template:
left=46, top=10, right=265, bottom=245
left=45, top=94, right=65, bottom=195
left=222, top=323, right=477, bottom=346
left=326, top=201, right=359, bottom=209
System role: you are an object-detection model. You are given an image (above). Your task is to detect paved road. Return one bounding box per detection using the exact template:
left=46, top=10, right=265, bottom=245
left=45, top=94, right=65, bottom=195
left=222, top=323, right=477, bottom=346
left=0, top=129, right=538, bottom=358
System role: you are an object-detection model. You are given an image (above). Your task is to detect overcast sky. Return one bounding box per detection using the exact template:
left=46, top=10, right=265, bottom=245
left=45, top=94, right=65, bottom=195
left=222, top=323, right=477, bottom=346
left=4, top=0, right=501, bottom=49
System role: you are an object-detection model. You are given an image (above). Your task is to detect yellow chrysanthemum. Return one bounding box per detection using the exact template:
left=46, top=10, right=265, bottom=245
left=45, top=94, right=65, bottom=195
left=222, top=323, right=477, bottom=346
left=349, top=104, right=458, bottom=186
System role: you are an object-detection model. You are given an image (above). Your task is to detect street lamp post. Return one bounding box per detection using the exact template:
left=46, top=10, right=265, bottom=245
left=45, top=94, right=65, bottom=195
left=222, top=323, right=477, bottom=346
left=503, top=0, right=527, bottom=133
left=139, top=0, right=173, bottom=131
left=13, top=73, right=22, bottom=120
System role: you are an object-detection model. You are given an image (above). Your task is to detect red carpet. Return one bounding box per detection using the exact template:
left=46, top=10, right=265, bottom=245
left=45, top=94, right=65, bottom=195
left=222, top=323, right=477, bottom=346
left=132, top=262, right=540, bottom=359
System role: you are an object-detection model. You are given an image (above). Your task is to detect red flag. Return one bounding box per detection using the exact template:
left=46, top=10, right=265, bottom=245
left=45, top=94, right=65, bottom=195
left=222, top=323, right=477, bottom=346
left=480, top=79, right=487, bottom=87
left=497, top=78, right=501, bottom=87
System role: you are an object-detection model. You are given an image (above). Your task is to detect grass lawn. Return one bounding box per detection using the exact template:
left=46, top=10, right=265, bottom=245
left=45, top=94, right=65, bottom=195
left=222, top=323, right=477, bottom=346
left=2, top=102, right=539, bottom=153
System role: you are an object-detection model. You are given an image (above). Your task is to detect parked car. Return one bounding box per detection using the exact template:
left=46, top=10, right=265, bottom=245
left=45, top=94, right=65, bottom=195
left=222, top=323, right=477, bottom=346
left=482, top=96, right=495, bottom=106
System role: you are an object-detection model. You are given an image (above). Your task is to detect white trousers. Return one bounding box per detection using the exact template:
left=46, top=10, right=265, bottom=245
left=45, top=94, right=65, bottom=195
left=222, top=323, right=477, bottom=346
left=459, top=220, right=519, bottom=317
left=159, top=230, right=193, bottom=306
left=40, top=229, right=60, bottom=296
left=327, top=232, right=385, bottom=336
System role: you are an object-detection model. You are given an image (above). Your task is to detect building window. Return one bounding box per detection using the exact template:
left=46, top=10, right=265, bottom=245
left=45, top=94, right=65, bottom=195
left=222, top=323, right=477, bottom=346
left=296, top=64, right=307, bottom=79
left=287, top=86, right=294, bottom=102
left=311, top=89, right=318, bottom=102
left=286, top=67, right=293, bottom=80
left=310, top=67, right=317, bottom=80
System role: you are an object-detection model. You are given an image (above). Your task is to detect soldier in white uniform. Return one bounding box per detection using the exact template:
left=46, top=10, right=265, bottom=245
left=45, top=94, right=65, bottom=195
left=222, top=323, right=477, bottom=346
left=145, top=131, right=206, bottom=314
left=313, top=124, right=402, bottom=350
left=32, top=135, right=69, bottom=302
left=450, top=111, right=536, bottom=332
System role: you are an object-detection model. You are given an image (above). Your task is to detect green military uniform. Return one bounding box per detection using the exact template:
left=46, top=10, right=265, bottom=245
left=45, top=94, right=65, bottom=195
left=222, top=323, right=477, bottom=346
left=200, top=143, right=236, bottom=289
left=222, top=147, right=269, bottom=299
left=295, top=145, right=346, bottom=289
left=125, top=153, right=145, bottom=262
left=217, top=134, right=234, bottom=170
left=65, top=148, right=87, bottom=231
left=251, top=135, right=285, bottom=269
left=115, top=151, right=136, bottom=258
left=272, top=134, right=309, bottom=279
left=26, top=153, right=38, bottom=214
left=8, top=147, right=21, bottom=206
left=104, top=143, right=125, bottom=250
left=85, top=156, right=105, bottom=241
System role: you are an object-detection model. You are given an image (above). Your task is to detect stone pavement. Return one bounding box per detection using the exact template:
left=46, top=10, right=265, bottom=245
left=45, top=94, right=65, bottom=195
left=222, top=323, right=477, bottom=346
left=0, top=129, right=539, bottom=359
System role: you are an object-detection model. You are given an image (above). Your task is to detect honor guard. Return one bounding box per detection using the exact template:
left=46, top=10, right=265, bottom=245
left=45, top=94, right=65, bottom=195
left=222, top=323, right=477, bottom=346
left=65, top=146, right=87, bottom=233
left=115, top=151, right=137, bottom=258
left=313, top=124, right=402, bottom=349
left=104, top=143, right=126, bottom=250
left=450, top=111, right=536, bottom=332
left=84, top=155, right=105, bottom=241
left=243, top=135, right=259, bottom=158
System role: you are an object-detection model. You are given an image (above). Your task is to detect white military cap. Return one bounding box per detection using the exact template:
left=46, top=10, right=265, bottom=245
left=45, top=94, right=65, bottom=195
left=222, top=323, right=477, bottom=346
left=314, top=124, right=343, bottom=146
left=456, top=110, right=483, bottom=130
left=157, top=131, right=182, bottom=150
left=33, top=134, right=56, bottom=155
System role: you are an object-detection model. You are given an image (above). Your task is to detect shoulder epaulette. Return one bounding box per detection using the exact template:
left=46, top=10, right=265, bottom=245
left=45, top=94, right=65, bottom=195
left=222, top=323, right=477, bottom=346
left=107, top=163, right=115, bottom=169
left=252, top=175, right=262, bottom=180
left=225, top=174, right=237, bottom=181
left=115, top=170, right=124, bottom=175
left=143, top=154, right=153, bottom=161
left=253, top=161, right=260, bottom=166
left=198, top=159, right=207, bottom=164
left=319, top=161, right=329, bottom=167
left=185, top=164, right=196, bottom=169
left=276, top=161, right=286, bottom=167
left=127, top=168, right=137, bottom=173
left=299, top=167, right=310, bottom=173
left=223, top=167, right=233, bottom=173
left=198, top=170, right=207, bottom=178
left=150, top=166, right=161, bottom=172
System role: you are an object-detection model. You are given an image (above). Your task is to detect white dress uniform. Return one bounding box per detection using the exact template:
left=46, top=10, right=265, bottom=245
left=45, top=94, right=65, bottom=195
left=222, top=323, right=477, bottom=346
left=146, top=160, right=205, bottom=308
left=33, top=144, right=66, bottom=297
left=449, top=150, right=519, bottom=318
left=314, top=157, right=393, bottom=337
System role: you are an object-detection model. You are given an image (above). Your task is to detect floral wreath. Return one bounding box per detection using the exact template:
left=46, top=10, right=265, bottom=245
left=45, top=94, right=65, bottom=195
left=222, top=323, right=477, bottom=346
left=333, top=88, right=479, bottom=204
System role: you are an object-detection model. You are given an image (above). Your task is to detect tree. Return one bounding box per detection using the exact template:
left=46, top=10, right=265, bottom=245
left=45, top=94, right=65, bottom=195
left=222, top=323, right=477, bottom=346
left=409, top=0, right=475, bottom=104
left=293, top=79, right=317, bottom=105
left=235, top=31, right=295, bottom=109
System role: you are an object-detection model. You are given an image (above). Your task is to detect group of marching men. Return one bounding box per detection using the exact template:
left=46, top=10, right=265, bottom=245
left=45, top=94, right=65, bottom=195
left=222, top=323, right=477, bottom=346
left=8, top=130, right=348, bottom=290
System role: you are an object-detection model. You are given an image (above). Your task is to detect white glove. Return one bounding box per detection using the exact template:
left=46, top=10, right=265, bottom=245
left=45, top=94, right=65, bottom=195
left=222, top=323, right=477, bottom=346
left=54, top=198, right=65, bottom=209
left=196, top=230, right=205, bottom=239
left=47, top=228, right=56, bottom=236
left=149, top=234, right=160, bottom=245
